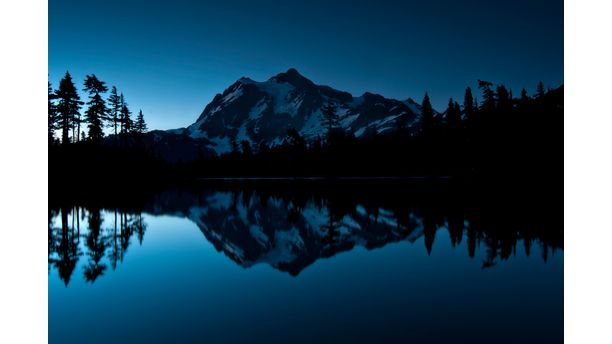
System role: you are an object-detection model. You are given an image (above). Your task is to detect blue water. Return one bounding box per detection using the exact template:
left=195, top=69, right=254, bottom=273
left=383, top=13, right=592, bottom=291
left=49, top=187, right=563, bottom=343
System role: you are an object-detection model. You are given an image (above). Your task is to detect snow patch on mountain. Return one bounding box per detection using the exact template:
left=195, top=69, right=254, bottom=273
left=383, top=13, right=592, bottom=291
left=206, top=191, right=233, bottom=210
left=340, top=113, right=360, bottom=128
left=302, top=204, right=330, bottom=235
left=256, top=228, right=302, bottom=266
left=248, top=98, right=268, bottom=120
left=249, top=224, right=270, bottom=247
left=354, top=127, right=368, bottom=137
left=221, top=85, right=243, bottom=104
left=236, top=123, right=251, bottom=145
left=301, top=110, right=325, bottom=138
left=257, top=80, right=296, bottom=115
left=341, top=214, right=362, bottom=231
left=210, top=136, right=232, bottom=154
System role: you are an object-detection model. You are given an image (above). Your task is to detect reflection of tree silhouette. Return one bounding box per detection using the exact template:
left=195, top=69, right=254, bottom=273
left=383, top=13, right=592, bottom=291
left=48, top=205, right=149, bottom=284
left=258, top=191, right=270, bottom=208
left=48, top=209, right=59, bottom=272
left=286, top=207, right=302, bottom=224
left=76, top=206, right=80, bottom=236
left=447, top=212, right=464, bottom=247
left=83, top=207, right=107, bottom=282
left=289, top=189, right=310, bottom=213
left=466, top=219, right=479, bottom=258
left=120, top=212, right=135, bottom=257
left=311, top=196, right=324, bottom=213
left=109, top=209, right=120, bottom=270
left=242, top=189, right=254, bottom=209
left=134, top=214, right=147, bottom=245
left=423, top=210, right=437, bottom=255
left=541, top=242, right=549, bottom=263
left=482, top=237, right=499, bottom=269
left=108, top=210, right=138, bottom=269
left=481, top=259, right=497, bottom=269
left=321, top=223, right=340, bottom=246
left=500, top=238, right=514, bottom=261
left=392, top=203, right=413, bottom=233
left=524, top=237, right=532, bottom=257
left=52, top=206, right=81, bottom=286
left=370, top=206, right=379, bottom=224
left=321, top=203, right=343, bottom=246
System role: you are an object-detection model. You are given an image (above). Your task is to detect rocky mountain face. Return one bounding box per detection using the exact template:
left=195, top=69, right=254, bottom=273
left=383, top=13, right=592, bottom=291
left=170, top=68, right=425, bottom=155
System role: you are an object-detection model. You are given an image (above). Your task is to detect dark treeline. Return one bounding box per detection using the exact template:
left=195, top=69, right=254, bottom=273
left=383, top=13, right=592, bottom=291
left=49, top=179, right=562, bottom=284
left=49, top=73, right=562, bottom=193
left=175, top=80, right=562, bottom=211
left=49, top=71, right=162, bottom=184
left=192, top=81, right=562, bottom=182
left=49, top=71, right=148, bottom=146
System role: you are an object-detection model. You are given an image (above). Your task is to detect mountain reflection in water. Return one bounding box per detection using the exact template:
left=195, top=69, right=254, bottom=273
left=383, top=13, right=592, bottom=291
left=49, top=181, right=562, bottom=285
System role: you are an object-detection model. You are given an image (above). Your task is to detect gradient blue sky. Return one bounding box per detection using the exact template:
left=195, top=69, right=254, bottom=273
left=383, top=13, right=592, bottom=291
left=49, top=0, right=563, bottom=131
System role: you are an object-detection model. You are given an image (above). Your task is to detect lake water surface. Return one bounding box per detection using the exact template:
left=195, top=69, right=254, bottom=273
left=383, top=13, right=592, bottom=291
left=49, top=181, right=563, bottom=343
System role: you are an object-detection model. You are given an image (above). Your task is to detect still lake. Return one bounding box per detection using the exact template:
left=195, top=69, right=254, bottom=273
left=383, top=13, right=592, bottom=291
left=49, top=181, right=563, bottom=343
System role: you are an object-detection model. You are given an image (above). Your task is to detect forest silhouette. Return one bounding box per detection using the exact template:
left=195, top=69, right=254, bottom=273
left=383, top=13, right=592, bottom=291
left=48, top=71, right=562, bottom=193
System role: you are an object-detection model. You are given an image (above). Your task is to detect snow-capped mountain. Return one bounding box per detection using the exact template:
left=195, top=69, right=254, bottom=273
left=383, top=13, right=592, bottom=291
left=171, top=68, right=424, bottom=154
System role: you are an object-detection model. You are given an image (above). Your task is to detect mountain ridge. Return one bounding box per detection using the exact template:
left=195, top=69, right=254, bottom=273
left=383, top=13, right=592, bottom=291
left=169, top=68, right=429, bottom=154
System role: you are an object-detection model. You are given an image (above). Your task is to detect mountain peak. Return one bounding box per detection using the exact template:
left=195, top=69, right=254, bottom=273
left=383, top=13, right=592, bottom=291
left=283, top=67, right=302, bottom=77
left=269, top=68, right=316, bottom=89
left=182, top=68, right=423, bottom=155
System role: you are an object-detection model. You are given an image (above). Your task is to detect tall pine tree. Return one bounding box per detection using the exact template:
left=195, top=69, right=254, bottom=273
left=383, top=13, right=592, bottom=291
left=421, top=92, right=435, bottom=137
left=496, top=85, right=512, bottom=113
left=535, top=81, right=546, bottom=99
left=446, top=98, right=462, bottom=132
left=133, top=109, right=148, bottom=134
left=321, top=103, right=340, bottom=135
left=477, top=80, right=495, bottom=111
left=48, top=81, right=59, bottom=144
left=519, top=88, right=530, bottom=108
left=463, top=87, right=474, bottom=120
left=83, top=74, right=109, bottom=142
left=108, top=86, right=121, bottom=138
left=119, top=94, right=133, bottom=135
left=55, top=71, right=83, bottom=145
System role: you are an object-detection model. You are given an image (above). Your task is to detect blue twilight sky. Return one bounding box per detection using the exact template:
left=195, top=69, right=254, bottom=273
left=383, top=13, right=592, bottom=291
left=49, top=0, right=563, bottom=131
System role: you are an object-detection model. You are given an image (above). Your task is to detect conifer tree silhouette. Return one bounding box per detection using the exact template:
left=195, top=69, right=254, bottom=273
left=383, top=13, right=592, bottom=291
left=108, top=86, right=121, bottom=140
left=83, top=74, right=109, bottom=142
left=321, top=103, right=340, bottom=136
left=55, top=71, right=83, bottom=145
left=133, top=109, right=148, bottom=134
